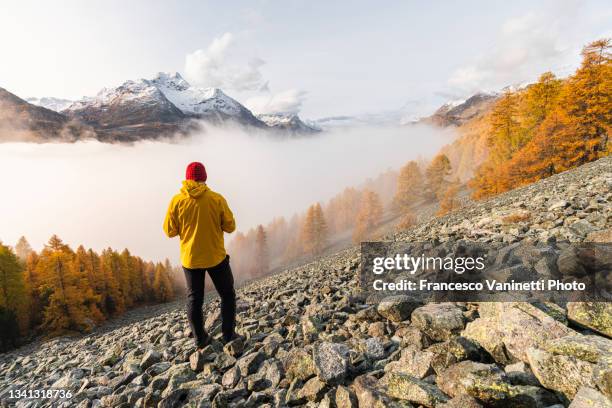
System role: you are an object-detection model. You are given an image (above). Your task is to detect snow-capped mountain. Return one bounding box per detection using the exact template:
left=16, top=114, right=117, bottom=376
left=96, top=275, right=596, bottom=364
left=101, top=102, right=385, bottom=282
left=63, top=77, right=188, bottom=141
left=63, top=72, right=267, bottom=137
left=150, top=73, right=266, bottom=127
left=257, top=113, right=321, bottom=134
left=26, top=97, right=73, bottom=112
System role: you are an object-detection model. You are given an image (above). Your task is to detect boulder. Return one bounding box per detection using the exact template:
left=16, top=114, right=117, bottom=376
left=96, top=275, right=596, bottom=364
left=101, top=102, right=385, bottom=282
left=567, top=302, right=612, bottom=338
left=411, top=303, right=466, bottom=341
left=377, top=296, right=421, bottom=322
left=283, top=348, right=316, bottom=381
left=462, top=303, right=574, bottom=363
left=384, top=372, right=449, bottom=407
left=351, top=375, right=392, bottom=408
left=568, top=386, right=612, bottom=408
left=313, top=342, right=350, bottom=383
left=385, top=346, right=434, bottom=379
left=335, top=385, right=358, bottom=408
left=297, top=377, right=327, bottom=402
left=527, top=348, right=595, bottom=401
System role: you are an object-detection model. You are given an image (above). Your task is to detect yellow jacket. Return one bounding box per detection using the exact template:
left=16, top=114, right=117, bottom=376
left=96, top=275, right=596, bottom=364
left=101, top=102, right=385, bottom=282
left=163, top=180, right=236, bottom=269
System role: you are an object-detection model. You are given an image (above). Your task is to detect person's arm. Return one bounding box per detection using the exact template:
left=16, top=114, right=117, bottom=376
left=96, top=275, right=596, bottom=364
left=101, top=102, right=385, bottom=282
left=163, top=198, right=179, bottom=237
left=220, top=197, right=236, bottom=233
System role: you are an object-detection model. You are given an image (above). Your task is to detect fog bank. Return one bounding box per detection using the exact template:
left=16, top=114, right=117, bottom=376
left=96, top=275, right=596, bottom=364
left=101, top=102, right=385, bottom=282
left=0, top=124, right=451, bottom=263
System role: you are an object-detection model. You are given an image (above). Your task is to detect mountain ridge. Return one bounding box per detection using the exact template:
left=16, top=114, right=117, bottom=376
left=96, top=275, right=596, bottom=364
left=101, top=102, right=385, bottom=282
left=0, top=73, right=318, bottom=142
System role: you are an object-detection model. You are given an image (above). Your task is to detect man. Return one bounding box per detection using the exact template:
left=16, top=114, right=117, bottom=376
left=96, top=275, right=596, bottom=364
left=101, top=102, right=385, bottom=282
left=163, top=162, right=237, bottom=349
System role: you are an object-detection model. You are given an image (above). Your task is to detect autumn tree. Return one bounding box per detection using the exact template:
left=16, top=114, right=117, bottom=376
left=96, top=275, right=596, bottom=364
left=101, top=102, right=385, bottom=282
left=471, top=38, right=611, bottom=198
left=0, top=244, right=28, bottom=349
left=523, top=72, right=562, bottom=130
left=553, top=38, right=611, bottom=164
left=437, top=181, right=462, bottom=216
left=353, top=191, right=383, bottom=243
left=153, top=262, right=174, bottom=302
left=397, top=211, right=417, bottom=231
left=425, top=154, right=452, bottom=199
left=35, top=236, right=97, bottom=334
left=253, top=225, right=269, bottom=277
left=99, top=249, right=125, bottom=315
left=325, top=187, right=362, bottom=234
left=15, top=236, right=33, bottom=262
left=301, top=203, right=328, bottom=256
left=393, top=161, right=423, bottom=211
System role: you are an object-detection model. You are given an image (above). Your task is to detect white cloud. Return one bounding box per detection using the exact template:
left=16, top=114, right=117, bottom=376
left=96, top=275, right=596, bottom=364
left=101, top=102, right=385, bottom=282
left=245, top=89, right=308, bottom=115
left=185, top=33, right=267, bottom=92
left=448, top=3, right=582, bottom=94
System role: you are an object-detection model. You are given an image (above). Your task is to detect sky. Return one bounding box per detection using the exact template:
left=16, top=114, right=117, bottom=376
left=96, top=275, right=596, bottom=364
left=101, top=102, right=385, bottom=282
left=1, top=0, right=610, bottom=119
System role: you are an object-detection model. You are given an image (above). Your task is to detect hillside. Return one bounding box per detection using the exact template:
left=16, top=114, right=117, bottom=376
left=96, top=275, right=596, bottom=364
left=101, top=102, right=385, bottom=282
left=0, top=88, right=91, bottom=142
left=1, top=157, right=610, bottom=407
left=419, top=92, right=498, bottom=182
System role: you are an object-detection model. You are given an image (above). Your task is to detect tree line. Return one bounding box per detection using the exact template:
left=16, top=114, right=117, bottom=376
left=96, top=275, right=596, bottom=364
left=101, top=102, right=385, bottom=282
left=471, top=39, right=611, bottom=198
left=0, top=235, right=179, bottom=351
left=227, top=151, right=459, bottom=282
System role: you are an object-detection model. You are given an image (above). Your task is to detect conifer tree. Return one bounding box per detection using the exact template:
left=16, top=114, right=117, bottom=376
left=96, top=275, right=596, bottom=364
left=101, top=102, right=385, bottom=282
left=300, top=203, right=328, bottom=256
left=353, top=191, right=383, bottom=243
left=425, top=154, right=452, bottom=199
left=254, top=225, right=269, bottom=277
left=0, top=243, right=28, bottom=341
left=312, top=203, right=328, bottom=254
left=153, top=262, right=174, bottom=302
left=99, top=249, right=125, bottom=315
left=36, top=236, right=95, bottom=334
left=393, top=160, right=423, bottom=211
left=15, top=236, right=33, bottom=262
left=437, top=181, right=462, bottom=216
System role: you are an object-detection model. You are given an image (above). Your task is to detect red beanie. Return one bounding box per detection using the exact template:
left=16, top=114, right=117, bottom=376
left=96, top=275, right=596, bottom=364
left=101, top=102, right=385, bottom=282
left=186, top=162, right=207, bottom=182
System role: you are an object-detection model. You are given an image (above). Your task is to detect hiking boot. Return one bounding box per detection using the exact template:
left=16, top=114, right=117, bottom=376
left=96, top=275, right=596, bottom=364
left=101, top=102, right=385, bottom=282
left=223, top=332, right=244, bottom=345
left=196, top=333, right=212, bottom=351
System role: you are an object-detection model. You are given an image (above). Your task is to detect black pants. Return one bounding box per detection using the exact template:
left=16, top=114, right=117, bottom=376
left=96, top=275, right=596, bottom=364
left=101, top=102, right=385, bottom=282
left=183, top=255, right=236, bottom=346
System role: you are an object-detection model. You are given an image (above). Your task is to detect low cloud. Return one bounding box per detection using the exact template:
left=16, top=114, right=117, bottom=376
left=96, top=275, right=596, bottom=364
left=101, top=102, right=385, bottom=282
left=448, top=2, right=582, bottom=94
left=185, top=33, right=268, bottom=92
left=0, top=123, right=450, bottom=263
left=245, top=89, right=308, bottom=115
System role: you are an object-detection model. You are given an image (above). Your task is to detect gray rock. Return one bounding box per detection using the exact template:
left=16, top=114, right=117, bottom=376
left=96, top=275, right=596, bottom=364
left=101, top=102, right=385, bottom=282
left=140, top=350, right=162, bottom=371
left=377, top=296, right=421, bottom=322
left=237, top=351, right=265, bottom=375
left=351, top=374, right=392, bottom=408
left=385, top=346, right=434, bottom=379
left=437, top=395, right=483, bottom=408
left=567, top=302, right=612, bottom=337
left=463, top=303, right=574, bottom=363
left=283, top=348, right=316, bottom=381
left=568, top=386, right=612, bottom=408
left=384, top=372, right=449, bottom=407
left=313, top=342, right=350, bottom=383
left=527, top=347, right=595, bottom=401
left=221, top=366, right=240, bottom=388
left=297, top=377, right=327, bottom=402
left=411, top=303, right=466, bottom=341
left=363, top=337, right=385, bottom=360
left=335, top=385, right=358, bottom=408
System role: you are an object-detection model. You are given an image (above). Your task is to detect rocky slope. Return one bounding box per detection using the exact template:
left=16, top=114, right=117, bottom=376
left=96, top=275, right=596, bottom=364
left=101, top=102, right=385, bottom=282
left=1, top=157, right=611, bottom=408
